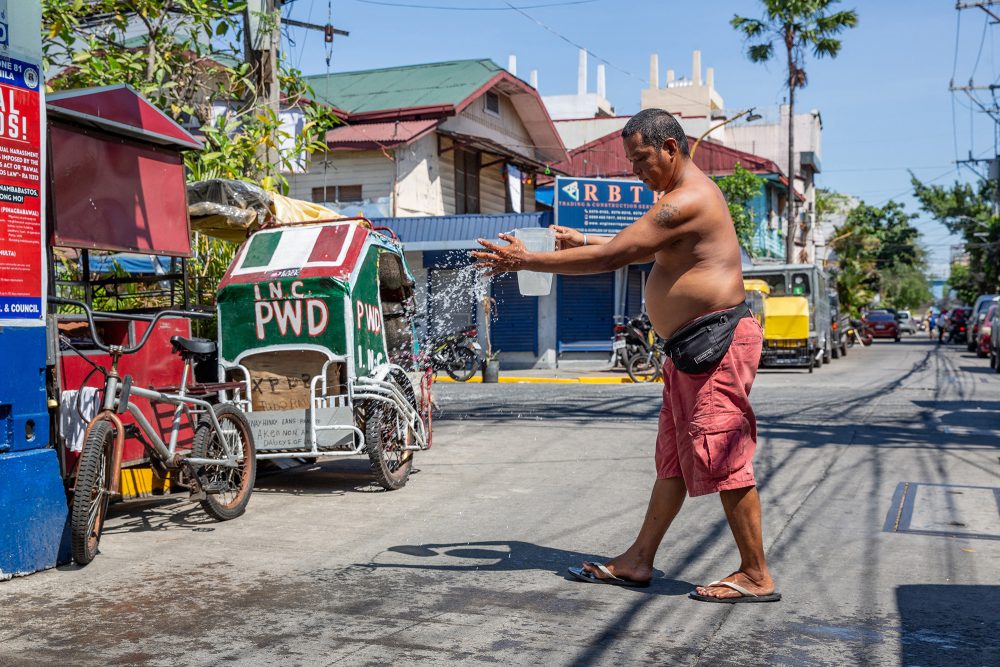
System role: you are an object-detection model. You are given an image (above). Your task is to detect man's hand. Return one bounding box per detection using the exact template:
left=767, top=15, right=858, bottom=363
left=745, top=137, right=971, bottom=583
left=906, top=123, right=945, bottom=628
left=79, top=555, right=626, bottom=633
left=472, top=233, right=528, bottom=276
left=551, top=224, right=584, bottom=249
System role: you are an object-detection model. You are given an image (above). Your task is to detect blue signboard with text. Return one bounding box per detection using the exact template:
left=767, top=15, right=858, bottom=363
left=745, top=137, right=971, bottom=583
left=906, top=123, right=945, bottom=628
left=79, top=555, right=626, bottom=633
left=554, top=176, right=659, bottom=235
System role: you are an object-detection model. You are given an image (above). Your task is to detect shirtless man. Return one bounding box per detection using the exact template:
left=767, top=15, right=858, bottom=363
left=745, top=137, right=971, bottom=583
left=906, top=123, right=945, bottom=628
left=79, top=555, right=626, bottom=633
left=473, top=108, right=779, bottom=603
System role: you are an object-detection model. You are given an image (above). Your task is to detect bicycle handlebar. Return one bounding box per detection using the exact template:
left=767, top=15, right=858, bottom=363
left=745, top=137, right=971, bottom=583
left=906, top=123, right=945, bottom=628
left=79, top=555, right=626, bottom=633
left=48, top=297, right=212, bottom=355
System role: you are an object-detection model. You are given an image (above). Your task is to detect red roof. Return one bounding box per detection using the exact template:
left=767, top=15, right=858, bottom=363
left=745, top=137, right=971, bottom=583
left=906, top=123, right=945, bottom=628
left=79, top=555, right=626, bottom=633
left=557, top=131, right=784, bottom=179
left=325, top=119, right=440, bottom=150
left=691, top=140, right=783, bottom=177
left=47, top=84, right=202, bottom=150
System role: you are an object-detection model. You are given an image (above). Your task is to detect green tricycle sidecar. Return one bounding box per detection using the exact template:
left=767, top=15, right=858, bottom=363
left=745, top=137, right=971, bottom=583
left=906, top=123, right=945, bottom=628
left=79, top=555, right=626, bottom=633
left=215, top=218, right=431, bottom=489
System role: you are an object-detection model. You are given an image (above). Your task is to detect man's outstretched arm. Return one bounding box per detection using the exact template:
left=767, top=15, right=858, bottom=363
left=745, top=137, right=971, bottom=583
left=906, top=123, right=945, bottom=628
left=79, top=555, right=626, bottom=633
left=473, top=194, right=692, bottom=275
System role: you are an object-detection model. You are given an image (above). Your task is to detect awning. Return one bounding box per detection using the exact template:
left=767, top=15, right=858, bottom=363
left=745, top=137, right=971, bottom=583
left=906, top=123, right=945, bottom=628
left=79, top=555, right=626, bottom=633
left=325, top=119, right=440, bottom=150
left=438, top=130, right=562, bottom=175
left=535, top=185, right=554, bottom=208
left=368, top=212, right=553, bottom=251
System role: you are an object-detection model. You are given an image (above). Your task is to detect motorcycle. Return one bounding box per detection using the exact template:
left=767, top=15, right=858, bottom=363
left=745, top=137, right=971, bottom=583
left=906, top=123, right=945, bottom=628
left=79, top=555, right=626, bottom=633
left=428, top=327, right=482, bottom=381
left=847, top=318, right=873, bottom=347
left=614, top=313, right=666, bottom=382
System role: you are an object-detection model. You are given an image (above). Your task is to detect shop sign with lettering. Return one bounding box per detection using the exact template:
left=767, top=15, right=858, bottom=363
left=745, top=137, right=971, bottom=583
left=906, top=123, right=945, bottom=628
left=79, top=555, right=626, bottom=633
left=554, top=176, right=662, bottom=236
left=0, top=0, right=44, bottom=323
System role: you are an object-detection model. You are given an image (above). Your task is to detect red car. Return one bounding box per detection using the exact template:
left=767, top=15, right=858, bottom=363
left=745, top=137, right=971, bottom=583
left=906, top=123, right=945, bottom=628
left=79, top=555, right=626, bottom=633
left=864, top=311, right=900, bottom=341
left=978, top=304, right=997, bottom=358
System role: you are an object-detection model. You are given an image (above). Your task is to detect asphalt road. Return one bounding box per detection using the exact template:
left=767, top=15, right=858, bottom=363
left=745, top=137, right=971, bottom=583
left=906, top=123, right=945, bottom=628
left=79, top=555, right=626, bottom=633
left=2, top=336, right=999, bottom=666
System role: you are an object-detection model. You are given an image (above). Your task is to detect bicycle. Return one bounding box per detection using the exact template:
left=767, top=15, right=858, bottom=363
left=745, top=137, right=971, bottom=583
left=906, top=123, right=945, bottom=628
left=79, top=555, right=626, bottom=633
left=427, top=327, right=481, bottom=382
left=53, top=297, right=256, bottom=565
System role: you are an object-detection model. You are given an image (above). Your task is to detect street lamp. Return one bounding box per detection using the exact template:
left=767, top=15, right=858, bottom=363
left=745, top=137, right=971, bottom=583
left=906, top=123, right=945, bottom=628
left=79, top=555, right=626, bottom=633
left=690, top=107, right=762, bottom=158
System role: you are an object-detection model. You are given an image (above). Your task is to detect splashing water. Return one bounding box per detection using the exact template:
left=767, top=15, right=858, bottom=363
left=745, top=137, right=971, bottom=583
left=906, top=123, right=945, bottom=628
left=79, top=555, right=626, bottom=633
left=421, top=251, right=495, bottom=345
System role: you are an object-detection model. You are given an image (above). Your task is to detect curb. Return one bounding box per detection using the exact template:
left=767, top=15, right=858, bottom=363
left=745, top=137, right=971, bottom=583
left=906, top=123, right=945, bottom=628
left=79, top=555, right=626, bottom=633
left=435, top=375, right=657, bottom=385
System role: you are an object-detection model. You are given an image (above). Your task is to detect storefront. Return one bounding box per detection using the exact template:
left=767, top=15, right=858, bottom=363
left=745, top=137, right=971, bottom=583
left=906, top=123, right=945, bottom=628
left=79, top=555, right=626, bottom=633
left=371, top=212, right=635, bottom=368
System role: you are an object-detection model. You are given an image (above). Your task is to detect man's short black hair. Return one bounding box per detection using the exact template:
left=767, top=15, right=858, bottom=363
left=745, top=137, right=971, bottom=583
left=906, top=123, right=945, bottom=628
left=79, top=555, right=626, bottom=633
left=621, top=108, right=690, bottom=157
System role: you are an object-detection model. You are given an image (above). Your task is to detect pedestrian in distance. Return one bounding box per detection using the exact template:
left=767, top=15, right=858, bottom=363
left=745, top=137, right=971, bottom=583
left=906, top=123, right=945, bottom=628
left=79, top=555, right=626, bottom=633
left=473, top=108, right=779, bottom=603
left=928, top=313, right=937, bottom=341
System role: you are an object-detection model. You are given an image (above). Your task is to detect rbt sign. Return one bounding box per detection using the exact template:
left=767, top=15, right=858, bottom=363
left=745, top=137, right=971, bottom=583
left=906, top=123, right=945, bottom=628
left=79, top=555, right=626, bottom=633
left=554, top=176, right=662, bottom=236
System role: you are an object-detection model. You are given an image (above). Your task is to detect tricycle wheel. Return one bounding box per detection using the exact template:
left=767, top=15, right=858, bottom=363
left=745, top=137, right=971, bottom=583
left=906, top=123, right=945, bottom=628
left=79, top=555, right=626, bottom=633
left=365, top=384, right=417, bottom=490
left=71, top=419, right=116, bottom=565
left=192, top=404, right=256, bottom=521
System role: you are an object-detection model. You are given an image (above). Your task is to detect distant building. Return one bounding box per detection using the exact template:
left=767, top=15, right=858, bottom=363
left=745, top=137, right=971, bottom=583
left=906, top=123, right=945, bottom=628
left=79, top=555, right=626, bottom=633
left=727, top=106, right=823, bottom=263
left=538, top=49, right=615, bottom=121
left=814, top=194, right=860, bottom=270
left=640, top=50, right=726, bottom=145
left=295, top=58, right=566, bottom=219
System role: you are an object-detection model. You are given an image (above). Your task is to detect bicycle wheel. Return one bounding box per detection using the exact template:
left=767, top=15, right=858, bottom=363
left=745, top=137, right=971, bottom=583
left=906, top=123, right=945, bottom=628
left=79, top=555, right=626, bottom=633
left=71, top=419, right=116, bottom=565
left=365, top=377, right=417, bottom=490
left=191, top=404, right=256, bottom=521
left=445, top=346, right=478, bottom=382
left=627, top=352, right=661, bottom=383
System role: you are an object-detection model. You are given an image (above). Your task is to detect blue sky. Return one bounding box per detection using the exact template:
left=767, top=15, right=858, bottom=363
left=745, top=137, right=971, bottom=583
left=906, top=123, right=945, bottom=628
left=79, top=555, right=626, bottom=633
left=282, top=0, right=993, bottom=276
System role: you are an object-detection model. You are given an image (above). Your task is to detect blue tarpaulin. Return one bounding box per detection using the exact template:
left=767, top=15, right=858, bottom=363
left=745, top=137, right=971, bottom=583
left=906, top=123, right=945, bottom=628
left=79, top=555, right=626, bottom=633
left=87, top=254, right=173, bottom=274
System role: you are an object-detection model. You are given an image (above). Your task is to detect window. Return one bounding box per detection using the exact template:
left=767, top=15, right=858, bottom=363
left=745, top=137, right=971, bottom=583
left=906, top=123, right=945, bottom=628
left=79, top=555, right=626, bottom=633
left=454, top=148, right=480, bottom=214
left=484, top=91, right=501, bottom=117
left=791, top=272, right=811, bottom=296
left=759, top=274, right=785, bottom=296
left=311, top=185, right=363, bottom=204
left=338, top=184, right=363, bottom=202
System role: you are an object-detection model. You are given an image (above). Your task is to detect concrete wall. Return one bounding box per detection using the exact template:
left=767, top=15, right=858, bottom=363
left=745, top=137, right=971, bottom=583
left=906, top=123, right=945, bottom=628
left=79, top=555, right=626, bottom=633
left=288, top=150, right=395, bottom=206
left=543, top=92, right=614, bottom=121
left=395, top=134, right=445, bottom=217
left=442, top=91, right=535, bottom=161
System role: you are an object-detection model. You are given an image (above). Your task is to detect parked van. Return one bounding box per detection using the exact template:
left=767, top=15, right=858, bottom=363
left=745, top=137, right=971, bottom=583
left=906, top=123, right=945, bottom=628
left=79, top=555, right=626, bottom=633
left=743, top=264, right=832, bottom=367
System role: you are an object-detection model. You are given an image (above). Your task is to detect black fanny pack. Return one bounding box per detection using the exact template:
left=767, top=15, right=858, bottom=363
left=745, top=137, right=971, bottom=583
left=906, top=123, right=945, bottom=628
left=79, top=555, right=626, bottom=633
left=665, top=302, right=752, bottom=374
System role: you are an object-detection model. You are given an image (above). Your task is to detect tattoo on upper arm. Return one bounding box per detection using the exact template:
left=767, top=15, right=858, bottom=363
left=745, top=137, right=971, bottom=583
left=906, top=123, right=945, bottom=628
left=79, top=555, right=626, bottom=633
left=653, top=202, right=680, bottom=228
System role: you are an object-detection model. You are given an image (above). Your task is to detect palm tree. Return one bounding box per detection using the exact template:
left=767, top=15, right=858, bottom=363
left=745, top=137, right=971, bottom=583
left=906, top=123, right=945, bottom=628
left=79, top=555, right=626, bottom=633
left=731, top=0, right=858, bottom=264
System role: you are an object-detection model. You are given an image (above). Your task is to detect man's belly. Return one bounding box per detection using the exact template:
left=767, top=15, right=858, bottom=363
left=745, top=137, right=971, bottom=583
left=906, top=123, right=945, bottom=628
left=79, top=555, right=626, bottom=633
left=644, top=265, right=746, bottom=339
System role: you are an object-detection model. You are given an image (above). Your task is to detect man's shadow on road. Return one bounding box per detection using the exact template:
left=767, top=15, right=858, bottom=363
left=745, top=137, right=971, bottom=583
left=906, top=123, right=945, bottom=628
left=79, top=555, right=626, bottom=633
left=362, top=540, right=695, bottom=596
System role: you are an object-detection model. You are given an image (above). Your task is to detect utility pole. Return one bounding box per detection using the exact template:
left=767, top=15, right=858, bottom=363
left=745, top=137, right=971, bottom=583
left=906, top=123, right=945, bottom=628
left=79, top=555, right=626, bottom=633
left=244, top=1, right=350, bottom=114
left=244, top=0, right=281, bottom=174
left=956, top=1, right=1000, bottom=23
left=953, top=1, right=1000, bottom=198
left=243, top=1, right=349, bottom=175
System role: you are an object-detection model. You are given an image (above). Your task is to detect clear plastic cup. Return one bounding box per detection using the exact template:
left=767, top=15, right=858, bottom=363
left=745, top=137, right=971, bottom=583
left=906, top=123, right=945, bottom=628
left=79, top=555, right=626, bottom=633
left=514, top=227, right=556, bottom=296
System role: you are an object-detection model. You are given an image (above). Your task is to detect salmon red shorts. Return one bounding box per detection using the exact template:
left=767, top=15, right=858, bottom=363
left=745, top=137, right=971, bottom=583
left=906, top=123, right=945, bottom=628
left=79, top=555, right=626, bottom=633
left=656, top=316, right=763, bottom=497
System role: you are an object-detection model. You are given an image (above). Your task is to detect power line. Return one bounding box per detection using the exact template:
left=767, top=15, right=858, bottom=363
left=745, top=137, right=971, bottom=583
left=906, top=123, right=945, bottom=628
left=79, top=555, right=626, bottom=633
left=500, top=1, right=646, bottom=84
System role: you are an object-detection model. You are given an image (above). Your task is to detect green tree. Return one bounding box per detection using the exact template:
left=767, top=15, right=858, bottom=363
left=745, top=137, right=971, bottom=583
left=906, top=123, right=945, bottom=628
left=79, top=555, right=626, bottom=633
left=716, top=163, right=766, bottom=255
left=946, top=262, right=978, bottom=305
left=42, top=1, right=339, bottom=312
left=829, top=200, right=929, bottom=315
left=912, top=175, right=999, bottom=301
left=731, top=0, right=858, bottom=263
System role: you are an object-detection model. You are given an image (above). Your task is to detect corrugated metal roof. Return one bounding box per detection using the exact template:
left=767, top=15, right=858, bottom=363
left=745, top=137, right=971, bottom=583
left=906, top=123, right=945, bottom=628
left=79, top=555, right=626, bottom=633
left=325, top=119, right=440, bottom=149
left=368, top=212, right=553, bottom=251
left=305, top=59, right=503, bottom=115
left=556, top=130, right=784, bottom=179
